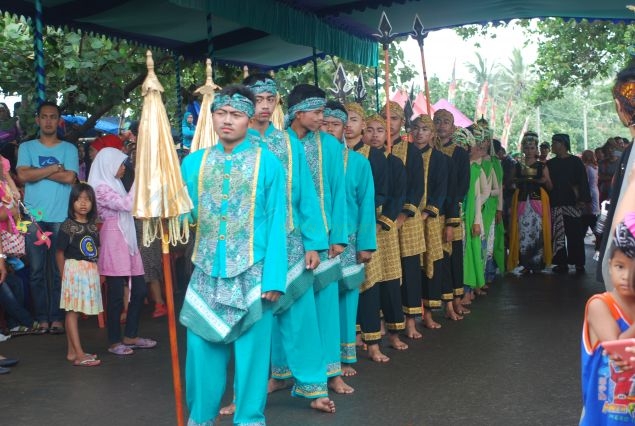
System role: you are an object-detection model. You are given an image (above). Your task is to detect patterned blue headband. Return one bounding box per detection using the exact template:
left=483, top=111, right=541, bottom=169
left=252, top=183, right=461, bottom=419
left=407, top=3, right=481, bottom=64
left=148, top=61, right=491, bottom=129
left=285, top=97, right=326, bottom=128
left=249, top=79, right=278, bottom=96
left=212, top=93, right=255, bottom=118
left=323, top=108, right=348, bottom=124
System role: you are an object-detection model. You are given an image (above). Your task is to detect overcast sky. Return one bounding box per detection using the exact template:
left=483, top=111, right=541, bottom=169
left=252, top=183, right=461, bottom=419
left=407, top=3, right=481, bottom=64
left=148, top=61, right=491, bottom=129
left=401, top=22, right=538, bottom=84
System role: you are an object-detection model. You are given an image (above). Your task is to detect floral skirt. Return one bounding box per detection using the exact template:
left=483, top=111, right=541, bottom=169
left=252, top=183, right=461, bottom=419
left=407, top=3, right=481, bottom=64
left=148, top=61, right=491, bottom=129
left=60, top=259, right=103, bottom=315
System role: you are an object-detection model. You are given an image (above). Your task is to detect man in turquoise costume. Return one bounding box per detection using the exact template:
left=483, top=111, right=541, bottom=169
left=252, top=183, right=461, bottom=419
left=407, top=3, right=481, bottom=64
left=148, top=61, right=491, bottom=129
left=243, top=74, right=336, bottom=413
left=179, top=84, right=287, bottom=426
left=286, top=84, right=348, bottom=397
left=321, top=100, right=376, bottom=392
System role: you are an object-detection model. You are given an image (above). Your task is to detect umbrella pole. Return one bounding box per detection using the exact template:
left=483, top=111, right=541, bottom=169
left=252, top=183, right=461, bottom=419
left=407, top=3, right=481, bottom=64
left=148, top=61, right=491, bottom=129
left=161, top=220, right=185, bottom=426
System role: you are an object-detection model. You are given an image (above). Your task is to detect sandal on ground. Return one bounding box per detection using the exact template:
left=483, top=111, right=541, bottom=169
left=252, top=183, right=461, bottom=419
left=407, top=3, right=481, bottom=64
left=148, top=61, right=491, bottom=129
left=49, top=326, right=65, bottom=335
left=152, top=303, right=168, bottom=319
left=123, top=337, right=157, bottom=349
left=108, top=344, right=134, bottom=356
left=73, top=358, right=101, bottom=367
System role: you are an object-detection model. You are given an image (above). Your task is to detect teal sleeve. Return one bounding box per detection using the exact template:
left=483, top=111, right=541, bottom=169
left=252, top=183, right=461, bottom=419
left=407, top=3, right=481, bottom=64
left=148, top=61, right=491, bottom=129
left=295, top=142, right=329, bottom=252
left=356, top=158, right=377, bottom=251
left=180, top=150, right=205, bottom=223
left=261, top=152, right=288, bottom=294
left=323, top=135, right=348, bottom=246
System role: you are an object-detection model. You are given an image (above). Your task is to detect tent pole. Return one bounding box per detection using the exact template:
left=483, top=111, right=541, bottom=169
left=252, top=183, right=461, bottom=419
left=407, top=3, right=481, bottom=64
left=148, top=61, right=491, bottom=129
left=174, top=52, right=183, bottom=144
left=312, top=47, right=319, bottom=87
left=33, top=0, right=46, bottom=105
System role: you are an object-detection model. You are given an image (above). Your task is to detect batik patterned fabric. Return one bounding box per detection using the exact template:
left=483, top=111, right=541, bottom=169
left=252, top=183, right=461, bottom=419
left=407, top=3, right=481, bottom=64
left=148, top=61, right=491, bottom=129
left=180, top=262, right=263, bottom=344
left=192, top=148, right=260, bottom=277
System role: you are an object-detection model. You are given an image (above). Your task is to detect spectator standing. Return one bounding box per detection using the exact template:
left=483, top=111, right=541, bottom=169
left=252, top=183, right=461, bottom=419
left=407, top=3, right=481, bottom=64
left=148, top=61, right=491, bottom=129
left=598, top=138, right=620, bottom=202
left=17, top=101, right=78, bottom=334
left=547, top=133, right=592, bottom=274
left=0, top=103, right=20, bottom=147
left=581, top=150, right=601, bottom=252
left=538, top=141, right=551, bottom=163
left=181, top=112, right=195, bottom=153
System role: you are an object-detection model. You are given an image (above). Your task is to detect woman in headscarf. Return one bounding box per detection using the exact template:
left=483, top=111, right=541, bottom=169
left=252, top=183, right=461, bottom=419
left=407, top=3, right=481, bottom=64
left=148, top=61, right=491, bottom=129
left=87, top=147, right=156, bottom=355
left=181, top=112, right=195, bottom=152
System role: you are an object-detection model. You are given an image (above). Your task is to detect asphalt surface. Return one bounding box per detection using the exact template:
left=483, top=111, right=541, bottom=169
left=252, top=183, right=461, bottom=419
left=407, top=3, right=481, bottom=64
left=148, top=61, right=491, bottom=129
left=0, top=251, right=601, bottom=425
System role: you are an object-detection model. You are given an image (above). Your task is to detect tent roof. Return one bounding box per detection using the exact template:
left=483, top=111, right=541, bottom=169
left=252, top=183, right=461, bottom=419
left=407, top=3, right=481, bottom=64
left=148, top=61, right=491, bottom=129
left=3, top=1, right=634, bottom=69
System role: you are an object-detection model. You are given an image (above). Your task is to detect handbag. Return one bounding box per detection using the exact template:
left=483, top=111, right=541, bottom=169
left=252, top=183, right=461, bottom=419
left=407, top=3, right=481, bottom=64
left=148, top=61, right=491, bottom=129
left=1, top=206, right=25, bottom=257
left=1, top=229, right=25, bottom=257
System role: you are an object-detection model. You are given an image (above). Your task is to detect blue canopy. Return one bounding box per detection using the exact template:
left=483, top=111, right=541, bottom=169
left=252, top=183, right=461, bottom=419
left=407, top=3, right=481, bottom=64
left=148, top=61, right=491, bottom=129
left=62, top=115, right=120, bottom=135
left=3, top=1, right=634, bottom=69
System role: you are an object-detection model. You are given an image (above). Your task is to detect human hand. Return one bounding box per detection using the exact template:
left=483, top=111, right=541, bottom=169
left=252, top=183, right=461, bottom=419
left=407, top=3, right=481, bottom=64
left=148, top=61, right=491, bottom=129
left=495, top=211, right=503, bottom=224
left=356, top=250, right=372, bottom=264
left=328, top=244, right=345, bottom=258
left=472, top=224, right=481, bottom=237
left=421, top=212, right=429, bottom=221
left=0, top=259, right=7, bottom=283
left=444, top=226, right=454, bottom=243
left=305, top=250, right=320, bottom=270
left=395, top=213, right=406, bottom=229
left=261, top=291, right=282, bottom=302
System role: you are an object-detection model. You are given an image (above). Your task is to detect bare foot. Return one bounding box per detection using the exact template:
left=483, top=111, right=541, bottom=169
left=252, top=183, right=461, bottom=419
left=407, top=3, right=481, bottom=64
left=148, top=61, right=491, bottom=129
left=475, top=288, right=487, bottom=296
left=356, top=334, right=365, bottom=348
left=460, top=295, right=472, bottom=305
left=404, top=318, right=423, bottom=339
left=328, top=376, right=354, bottom=394
left=423, top=311, right=442, bottom=329
left=219, top=403, right=235, bottom=416
left=367, top=344, right=390, bottom=362
left=445, top=302, right=464, bottom=321
left=387, top=333, right=409, bottom=350
left=341, top=365, right=357, bottom=377
left=310, top=397, right=336, bottom=413
left=267, top=378, right=293, bottom=394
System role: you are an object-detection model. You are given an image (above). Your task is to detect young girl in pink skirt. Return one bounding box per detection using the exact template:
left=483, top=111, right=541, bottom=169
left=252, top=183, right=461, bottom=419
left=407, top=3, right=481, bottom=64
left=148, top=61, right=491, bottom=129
left=56, top=183, right=102, bottom=366
left=88, top=147, right=156, bottom=356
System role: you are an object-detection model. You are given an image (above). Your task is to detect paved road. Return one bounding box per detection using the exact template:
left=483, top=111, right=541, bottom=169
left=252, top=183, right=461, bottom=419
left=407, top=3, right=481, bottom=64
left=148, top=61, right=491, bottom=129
left=1, top=255, right=601, bottom=425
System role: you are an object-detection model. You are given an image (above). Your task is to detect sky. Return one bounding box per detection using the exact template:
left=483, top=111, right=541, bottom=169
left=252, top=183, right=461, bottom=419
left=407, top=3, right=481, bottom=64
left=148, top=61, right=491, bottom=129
left=399, top=22, right=538, bottom=85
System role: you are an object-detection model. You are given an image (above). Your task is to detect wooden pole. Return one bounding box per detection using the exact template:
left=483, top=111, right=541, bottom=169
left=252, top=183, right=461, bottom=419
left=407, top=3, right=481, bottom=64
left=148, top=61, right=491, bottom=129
left=383, top=45, right=392, bottom=152
left=418, top=42, right=432, bottom=116
left=161, top=219, right=185, bottom=426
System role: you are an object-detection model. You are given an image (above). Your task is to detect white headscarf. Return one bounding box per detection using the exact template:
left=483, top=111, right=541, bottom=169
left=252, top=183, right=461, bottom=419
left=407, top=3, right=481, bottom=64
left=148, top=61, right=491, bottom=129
left=88, top=147, right=138, bottom=255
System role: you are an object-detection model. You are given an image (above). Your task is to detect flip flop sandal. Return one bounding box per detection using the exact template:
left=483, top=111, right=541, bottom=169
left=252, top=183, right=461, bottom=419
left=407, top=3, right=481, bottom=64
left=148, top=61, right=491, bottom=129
left=108, top=344, right=134, bottom=356
left=73, top=358, right=101, bottom=367
left=124, top=337, right=157, bottom=349
left=49, top=326, right=65, bottom=335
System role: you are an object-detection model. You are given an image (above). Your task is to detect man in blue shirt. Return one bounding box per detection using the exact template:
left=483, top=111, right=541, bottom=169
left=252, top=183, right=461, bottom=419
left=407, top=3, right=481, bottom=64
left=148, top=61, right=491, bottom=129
left=17, top=101, right=78, bottom=334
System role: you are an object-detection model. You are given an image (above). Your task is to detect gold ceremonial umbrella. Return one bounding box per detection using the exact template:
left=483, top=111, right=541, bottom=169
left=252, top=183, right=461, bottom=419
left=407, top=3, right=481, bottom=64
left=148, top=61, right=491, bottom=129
left=270, top=71, right=285, bottom=130
left=133, top=50, right=193, bottom=426
left=190, top=59, right=220, bottom=152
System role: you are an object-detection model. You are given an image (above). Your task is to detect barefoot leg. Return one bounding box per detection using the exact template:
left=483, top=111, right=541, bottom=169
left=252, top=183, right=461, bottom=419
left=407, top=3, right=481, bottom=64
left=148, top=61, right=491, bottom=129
left=219, top=402, right=236, bottom=416
left=341, top=365, right=357, bottom=377
left=422, top=309, right=442, bottom=329
left=310, top=397, right=336, bottom=413
left=328, top=376, right=354, bottom=394
left=444, top=301, right=463, bottom=321
left=387, top=333, right=409, bottom=350
left=404, top=317, right=422, bottom=339
left=267, top=378, right=293, bottom=394
left=367, top=343, right=390, bottom=362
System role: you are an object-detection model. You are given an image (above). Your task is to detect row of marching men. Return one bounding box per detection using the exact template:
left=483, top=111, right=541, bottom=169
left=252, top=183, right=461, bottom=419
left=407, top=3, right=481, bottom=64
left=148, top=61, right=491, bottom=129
left=180, top=74, right=503, bottom=426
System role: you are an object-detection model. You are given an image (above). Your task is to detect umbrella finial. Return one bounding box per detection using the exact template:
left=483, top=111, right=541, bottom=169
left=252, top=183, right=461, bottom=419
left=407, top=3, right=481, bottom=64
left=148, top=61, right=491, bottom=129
left=205, top=59, right=213, bottom=86
left=142, top=50, right=164, bottom=95
left=243, top=65, right=249, bottom=79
